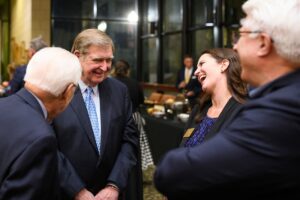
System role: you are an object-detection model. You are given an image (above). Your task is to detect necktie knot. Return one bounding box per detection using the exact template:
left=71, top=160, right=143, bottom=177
left=86, top=87, right=94, bottom=96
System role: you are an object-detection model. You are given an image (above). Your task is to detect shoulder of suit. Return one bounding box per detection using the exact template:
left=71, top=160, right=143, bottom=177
left=105, top=77, right=127, bottom=90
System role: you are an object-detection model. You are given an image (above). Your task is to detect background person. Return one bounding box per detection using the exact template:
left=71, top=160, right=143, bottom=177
left=52, top=29, right=139, bottom=200
left=0, top=47, right=81, bottom=200
left=112, top=59, right=144, bottom=113
left=8, top=36, right=48, bottom=94
left=154, top=0, right=300, bottom=199
left=175, top=55, right=201, bottom=107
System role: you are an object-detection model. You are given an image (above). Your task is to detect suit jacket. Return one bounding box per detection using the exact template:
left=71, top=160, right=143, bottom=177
left=175, top=66, right=201, bottom=97
left=8, top=64, right=27, bottom=94
left=52, top=77, right=139, bottom=199
left=0, top=89, right=59, bottom=200
left=180, top=97, right=242, bottom=146
left=114, top=76, right=144, bottom=112
left=154, top=69, right=300, bottom=199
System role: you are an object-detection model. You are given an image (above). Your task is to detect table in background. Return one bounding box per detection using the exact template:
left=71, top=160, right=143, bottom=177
left=142, top=113, right=185, bottom=164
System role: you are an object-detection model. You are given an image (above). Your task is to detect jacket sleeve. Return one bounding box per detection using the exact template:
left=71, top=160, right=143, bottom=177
left=57, top=151, right=85, bottom=198
left=154, top=100, right=299, bottom=198
left=107, top=88, right=139, bottom=190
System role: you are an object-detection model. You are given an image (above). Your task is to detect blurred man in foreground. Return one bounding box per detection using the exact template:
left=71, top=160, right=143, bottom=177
left=154, top=0, right=300, bottom=199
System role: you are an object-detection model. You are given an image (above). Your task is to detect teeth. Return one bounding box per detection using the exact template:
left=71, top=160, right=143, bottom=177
left=200, top=74, right=206, bottom=81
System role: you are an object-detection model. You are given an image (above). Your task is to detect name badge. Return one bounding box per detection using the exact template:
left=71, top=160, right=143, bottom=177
left=183, top=128, right=195, bottom=138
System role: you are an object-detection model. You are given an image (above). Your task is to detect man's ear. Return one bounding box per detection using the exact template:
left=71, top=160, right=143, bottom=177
left=61, top=83, right=76, bottom=100
left=257, top=33, right=273, bottom=57
left=73, top=50, right=80, bottom=58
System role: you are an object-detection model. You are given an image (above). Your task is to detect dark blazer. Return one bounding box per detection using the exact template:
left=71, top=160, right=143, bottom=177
left=114, top=76, right=144, bottom=112
left=52, top=77, right=139, bottom=199
left=0, top=89, right=59, bottom=200
left=180, top=97, right=242, bottom=146
left=8, top=64, right=27, bottom=94
left=175, top=66, right=201, bottom=97
left=154, top=69, right=300, bottom=199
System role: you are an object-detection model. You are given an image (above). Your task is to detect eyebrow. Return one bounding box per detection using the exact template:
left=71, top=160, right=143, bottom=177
left=90, top=56, right=114, bottom=60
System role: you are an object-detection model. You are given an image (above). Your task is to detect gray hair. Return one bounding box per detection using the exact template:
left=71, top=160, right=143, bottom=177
left=30, top=36, right=48, bottom=52
left=241, top=0, right=300, bottom=64
left=24, top=47, right=82, bottom=96
left=71, top=29, right=114, bottom=54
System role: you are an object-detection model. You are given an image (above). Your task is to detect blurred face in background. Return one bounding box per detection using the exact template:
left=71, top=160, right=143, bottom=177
left=184, top=57, right=193, bottom=69
left=78, top=45, right=113, bottom=87
left=27, top=48, right=36, bottom=60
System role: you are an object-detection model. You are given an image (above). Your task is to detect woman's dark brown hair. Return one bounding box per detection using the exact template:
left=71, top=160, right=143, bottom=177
left=114, top=59, right=130, bottom=78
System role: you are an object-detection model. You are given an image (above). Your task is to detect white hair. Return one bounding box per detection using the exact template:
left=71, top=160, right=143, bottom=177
left=241, top=0, right=300, bottom=64
left=24, top=47, right=82, bottom=96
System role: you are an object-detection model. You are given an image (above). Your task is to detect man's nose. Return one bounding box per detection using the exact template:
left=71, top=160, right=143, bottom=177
left=99, top=61, right=110, bottom=71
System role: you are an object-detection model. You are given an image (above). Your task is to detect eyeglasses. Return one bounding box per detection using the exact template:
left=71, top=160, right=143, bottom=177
left=232, top=30, right=262, bottom=44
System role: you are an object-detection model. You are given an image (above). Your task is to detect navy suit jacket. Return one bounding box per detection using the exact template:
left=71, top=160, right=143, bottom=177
left=52, top=77, right=139, bottom=199
left=8, top=64, right=27, bottom=94
left=0, top=89, right=59, bottom=200
left=154, top=69, right=300, bottom=199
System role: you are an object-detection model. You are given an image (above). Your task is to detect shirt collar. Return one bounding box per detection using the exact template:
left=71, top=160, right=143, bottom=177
left=78, top=80, right=98, bottom=95
left=27, top=90, right=48, bottom=119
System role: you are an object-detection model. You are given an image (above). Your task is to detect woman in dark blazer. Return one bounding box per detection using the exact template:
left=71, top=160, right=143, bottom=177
left=181, top=48, right=248, bottom=146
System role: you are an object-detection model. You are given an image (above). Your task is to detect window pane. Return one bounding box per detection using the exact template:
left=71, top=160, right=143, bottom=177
left=52, top=0, right=94, bottom=18
left=142, top=38, right=158, bottom=83
left=223, top=27, right=239, bottom=48
left=191, top=29, right=214, bottom=59
left=191, top=0, right=213, bottom=26
left=225, top=0, right=246, bottom=26
left=96, top=0, right=137, bottom=20
left=52, top=0, right=136, bottom=20
left=163, top=0, right=183, bottom=32
left=162, top=34, right=182, bottom=85
left=142, top=0, right=158, bottom=35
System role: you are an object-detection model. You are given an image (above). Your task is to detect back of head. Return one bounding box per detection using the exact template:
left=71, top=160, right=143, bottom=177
left=24, top=47, right=82, bottom=96
left=114, top=59, right=130, bottom=78
left=241, top=0, right=300, bottom=64
left=30, top=36, right=48, bottom=52
left=201, top=48, right=248, bottom=103
left=71, top=29, right=114, bottom=54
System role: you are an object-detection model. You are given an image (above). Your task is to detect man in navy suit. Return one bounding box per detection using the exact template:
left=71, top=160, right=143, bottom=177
left=154, top=0, right=300, bottom=199
left=8, top=36, right=47, bottom=94
left=52, top=29, right=139, bottom=200
left=176, top=55, right=201, bottom=107
left=0, top=47, right=82, bottom=199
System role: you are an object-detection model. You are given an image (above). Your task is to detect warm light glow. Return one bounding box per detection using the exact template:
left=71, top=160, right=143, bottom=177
left=97, top=21, right=107, bottom=32
left=127, top=11, right=138, bottom=23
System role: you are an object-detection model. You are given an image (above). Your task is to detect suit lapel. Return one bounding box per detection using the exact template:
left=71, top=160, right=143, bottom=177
left=70, top=88, right=99, bottom=154
left=98, top=79, right=112, bottom=159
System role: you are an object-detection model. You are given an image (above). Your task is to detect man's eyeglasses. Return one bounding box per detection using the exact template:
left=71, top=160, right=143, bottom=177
left=232, top=30, right=262, bottom=45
